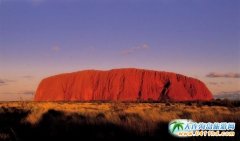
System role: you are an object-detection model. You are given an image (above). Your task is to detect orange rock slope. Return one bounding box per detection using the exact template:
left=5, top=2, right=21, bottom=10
left=34, top=68, right=213, bottom=101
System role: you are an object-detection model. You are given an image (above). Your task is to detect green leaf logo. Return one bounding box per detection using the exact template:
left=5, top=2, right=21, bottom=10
left=170, top=121, right=184, bottom=133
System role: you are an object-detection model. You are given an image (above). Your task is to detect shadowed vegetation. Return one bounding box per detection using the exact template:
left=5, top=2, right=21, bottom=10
left=0, top=101, right=239, bottom=141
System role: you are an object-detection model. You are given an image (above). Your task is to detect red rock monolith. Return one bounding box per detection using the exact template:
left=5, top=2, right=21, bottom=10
left=34, top=68, right=213, bottom=101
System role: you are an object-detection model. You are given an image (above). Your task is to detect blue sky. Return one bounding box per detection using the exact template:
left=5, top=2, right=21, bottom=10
left=0, top=0, right=239, bottom=101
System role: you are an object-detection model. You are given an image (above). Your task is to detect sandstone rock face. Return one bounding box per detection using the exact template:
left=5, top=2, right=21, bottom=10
left=34, top=68, right=213, bottom=101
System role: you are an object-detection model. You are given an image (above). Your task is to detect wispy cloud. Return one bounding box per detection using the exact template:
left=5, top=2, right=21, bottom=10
left=0, top=79, right=14, bottom=86
left=22, top=75, right=34, bottom=79
left=206, top=72, right=240, bottom=78
left=19, top=90, right=35, bottom=95
left=0, top=79, right=5, bottom=86
left=1, top=90, right=35, bottom=95
left=208, top=82, right=218, bottom=85
left=208, top=81, right=226, bottom=85
left=217, top=90, right=240, bottom=95
left=214, top=90, right=240, bottom=100
left=121, top=43, right=150, bottom=55
left=51, top=44, right=61, bottom=52
left=0, top=90, right=34, bottom=101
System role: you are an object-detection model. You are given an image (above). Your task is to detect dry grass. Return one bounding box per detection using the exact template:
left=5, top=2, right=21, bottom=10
left=0, top=101, right=239, bottom=141
left=0, top=102, right=239, bottom=129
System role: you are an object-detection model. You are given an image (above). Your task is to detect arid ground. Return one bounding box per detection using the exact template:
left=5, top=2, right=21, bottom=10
left=0, top=100, right=239, bottom=141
